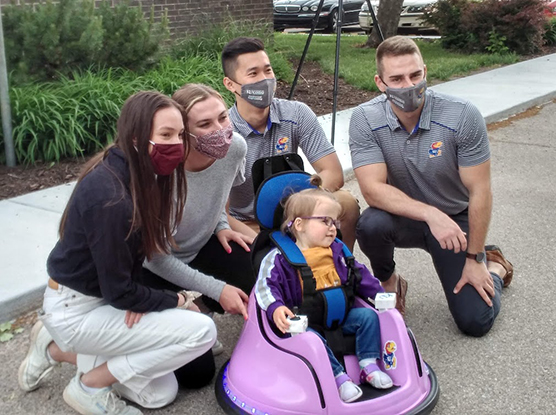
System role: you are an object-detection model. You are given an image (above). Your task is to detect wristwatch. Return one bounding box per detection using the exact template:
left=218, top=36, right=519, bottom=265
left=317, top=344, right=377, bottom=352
left=466, top=251, right=486, bottom=263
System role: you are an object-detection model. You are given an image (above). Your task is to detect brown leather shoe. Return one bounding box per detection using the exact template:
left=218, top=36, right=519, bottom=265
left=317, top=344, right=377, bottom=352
left=485, top=245, right=514, bottom=287
left=395, top=274, right=408, bottom=317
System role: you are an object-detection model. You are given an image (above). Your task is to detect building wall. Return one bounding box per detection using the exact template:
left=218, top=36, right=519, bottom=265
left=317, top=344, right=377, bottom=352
left=1, top=0, right=274, bottom=39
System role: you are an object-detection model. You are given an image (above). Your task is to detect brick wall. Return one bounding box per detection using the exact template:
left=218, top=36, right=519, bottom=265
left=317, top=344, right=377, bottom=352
left=1, top=0, right=274, bottom=40
left=160, top=0, right=273, bottom=38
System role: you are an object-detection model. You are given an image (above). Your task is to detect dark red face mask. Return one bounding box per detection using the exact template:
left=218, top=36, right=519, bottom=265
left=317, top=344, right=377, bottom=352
left=148, top=140, right=184, bottom=176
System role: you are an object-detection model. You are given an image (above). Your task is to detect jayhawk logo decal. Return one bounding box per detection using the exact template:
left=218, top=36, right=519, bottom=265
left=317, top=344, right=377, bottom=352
left=383, top=341, right=397, bottom=370
left=276, top=137, right=289, bottom=153
left=428, top=141, right=443, bottom=158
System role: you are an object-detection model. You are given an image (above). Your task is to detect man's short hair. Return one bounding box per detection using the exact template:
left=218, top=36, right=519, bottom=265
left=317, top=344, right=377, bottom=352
left=376, top=36, right=423, bottom=77
left=221, top=37, right=266, bottom=79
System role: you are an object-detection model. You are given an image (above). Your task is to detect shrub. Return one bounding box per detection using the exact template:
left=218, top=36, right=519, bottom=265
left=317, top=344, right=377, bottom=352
left=3, top=56, right=224, bottom=164
left=2, top=0, right=169, bottom=85
left=95, top=1, right=169, bottom=70
left=170, top=14, right=274, bottom=60
left=424, top=0, right=546, bottom=54
left=171, top=15, right=294, bottom=85
left=423, top=0, right=472, bottom=50
left=485, top=29, right=510, bottom=54
left=544, top=17, right=556, bottom=45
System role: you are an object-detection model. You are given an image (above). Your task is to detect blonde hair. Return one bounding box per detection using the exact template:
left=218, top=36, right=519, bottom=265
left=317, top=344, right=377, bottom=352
left=281, top=175, right=342, bottom=238
left=172, top=83, right=227, bottom=135
left=376, top=35, right=423, bottom=78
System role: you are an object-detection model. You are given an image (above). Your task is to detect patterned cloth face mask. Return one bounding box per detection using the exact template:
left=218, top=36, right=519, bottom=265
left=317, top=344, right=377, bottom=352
left=189, top=124, right=234, bottom=160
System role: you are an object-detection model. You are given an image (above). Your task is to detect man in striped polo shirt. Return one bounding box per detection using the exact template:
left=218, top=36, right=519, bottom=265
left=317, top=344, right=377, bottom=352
left=349, top=36, right=513, bottom=337
left=221, top=37, right=360, bottom=251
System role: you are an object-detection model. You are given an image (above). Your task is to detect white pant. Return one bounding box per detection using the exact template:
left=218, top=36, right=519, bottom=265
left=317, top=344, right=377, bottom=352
left=41, top=286, right=216, bottom=408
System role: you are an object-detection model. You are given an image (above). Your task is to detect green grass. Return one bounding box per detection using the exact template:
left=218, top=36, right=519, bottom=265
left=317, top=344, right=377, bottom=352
left=273, top=33, right=520, bottom=92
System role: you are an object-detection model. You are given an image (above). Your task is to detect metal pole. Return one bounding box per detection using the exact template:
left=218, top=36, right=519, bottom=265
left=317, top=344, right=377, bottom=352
left=288, top=0, right=326, bottom=100
left=365, top=0, right=384, bottom=42
left=331, top=0, right=343, bottom=146
left=0, top=6, right=14, bottom=167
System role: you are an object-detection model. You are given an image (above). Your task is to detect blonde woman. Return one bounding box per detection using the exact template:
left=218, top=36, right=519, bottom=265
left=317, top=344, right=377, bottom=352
left=142, top=84, right=254, bottom=344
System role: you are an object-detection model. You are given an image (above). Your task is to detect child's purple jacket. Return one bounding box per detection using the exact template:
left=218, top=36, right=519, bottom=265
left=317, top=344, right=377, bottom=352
left=254, top=241, right=384, bottom=322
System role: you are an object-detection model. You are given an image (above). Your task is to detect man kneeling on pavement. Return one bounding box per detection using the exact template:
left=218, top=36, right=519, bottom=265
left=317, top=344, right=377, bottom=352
left=349, top=36, right=513, bottom=337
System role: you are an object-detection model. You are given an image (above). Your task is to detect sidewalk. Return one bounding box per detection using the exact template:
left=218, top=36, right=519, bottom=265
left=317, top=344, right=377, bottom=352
left=1, top=53, right=555, bottom=323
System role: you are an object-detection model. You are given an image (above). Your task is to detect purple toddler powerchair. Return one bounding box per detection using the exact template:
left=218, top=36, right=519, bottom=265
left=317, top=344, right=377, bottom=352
left=215, top=169, right=439, bottom=415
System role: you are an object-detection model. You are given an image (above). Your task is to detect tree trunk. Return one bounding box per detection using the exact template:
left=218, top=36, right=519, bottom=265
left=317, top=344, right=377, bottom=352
left=365, top=0, right=405, bottom=48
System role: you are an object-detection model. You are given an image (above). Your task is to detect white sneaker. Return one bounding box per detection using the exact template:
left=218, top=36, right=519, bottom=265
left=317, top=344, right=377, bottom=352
left=338, top=380, right=363, bottom=403
left=63, top=373, right=143, bottom=415
left=364, top=370, right=393, bottom=389
left=212, top=339, right=224, bottom=356
left=18, top=321, right=58, bottom=392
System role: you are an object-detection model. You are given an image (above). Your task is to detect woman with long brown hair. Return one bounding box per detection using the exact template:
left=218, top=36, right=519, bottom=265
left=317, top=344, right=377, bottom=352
left=18, top=91, right=217, bottom=415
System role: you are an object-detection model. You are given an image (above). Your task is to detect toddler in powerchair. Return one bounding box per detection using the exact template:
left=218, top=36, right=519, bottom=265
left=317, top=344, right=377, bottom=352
left=254, top=175, right=393, bottom=403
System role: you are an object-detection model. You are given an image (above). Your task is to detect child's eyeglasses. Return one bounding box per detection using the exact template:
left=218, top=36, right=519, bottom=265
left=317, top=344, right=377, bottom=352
left=299, top=216, right=340, bottom=229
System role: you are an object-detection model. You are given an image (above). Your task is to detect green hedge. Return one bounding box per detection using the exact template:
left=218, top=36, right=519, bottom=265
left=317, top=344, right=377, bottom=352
left=6, top=56, right=224, bottom=164
left=3, top=0, right=169, bottom=85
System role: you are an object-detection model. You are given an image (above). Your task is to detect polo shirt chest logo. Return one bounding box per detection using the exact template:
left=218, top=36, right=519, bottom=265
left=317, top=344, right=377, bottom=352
left=276, top=136, right=289, bottom=153
left=428, top=141, right=443, bottom=158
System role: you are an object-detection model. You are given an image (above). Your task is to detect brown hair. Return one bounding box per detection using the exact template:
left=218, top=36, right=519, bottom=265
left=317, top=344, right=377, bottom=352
left=59, top=91, right=188, bottom=260
left=172, top=83, right=226, bottom=136
left=376, top=35, right=423, bottom=78
left=281, top=175, right=342, bottom=238
left=221, top=37, right=266, bottom=79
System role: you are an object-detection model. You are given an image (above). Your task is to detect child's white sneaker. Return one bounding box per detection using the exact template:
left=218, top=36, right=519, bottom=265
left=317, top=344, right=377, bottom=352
left=63, top=373, right=142, bottom=415
left=361, top=363, right=393, bottom=389
left=335, top=373, right=362, bottom=403
left=339, top=380, right=363, bottom=402
left=365, top=370, right=393, bottom=389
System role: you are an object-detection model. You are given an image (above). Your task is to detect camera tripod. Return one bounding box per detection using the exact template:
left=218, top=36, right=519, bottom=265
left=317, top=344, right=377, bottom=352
left=287, top=0, right=383, bottom=145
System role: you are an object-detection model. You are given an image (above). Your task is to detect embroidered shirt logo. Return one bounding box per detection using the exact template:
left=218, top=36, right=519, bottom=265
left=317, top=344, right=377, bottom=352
left=276, top=137, right=289, bottom=153
left=428, top=141, right=443, bottom=158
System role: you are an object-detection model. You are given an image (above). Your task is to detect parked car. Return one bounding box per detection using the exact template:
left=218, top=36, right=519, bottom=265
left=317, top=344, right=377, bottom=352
left=359, top=0, right=437, bottom=33
left=274, top=0, right=365, bottom=32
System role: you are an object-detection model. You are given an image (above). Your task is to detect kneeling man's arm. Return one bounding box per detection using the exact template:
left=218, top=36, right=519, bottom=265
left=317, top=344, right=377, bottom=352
left=355, top=163, right=434, bottom=221
left=453, top=160, right=494, bottom=305
left=459, top=160, right=492, bottom=255
left=355, top=164, right=467, bottom=252
left=311, top=152, right=344, bottom=192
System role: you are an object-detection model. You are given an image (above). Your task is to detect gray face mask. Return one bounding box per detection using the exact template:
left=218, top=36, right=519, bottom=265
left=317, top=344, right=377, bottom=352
left=237, top=78, right=276, bottom=109
left=384, top=78, right=427, bottom=112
